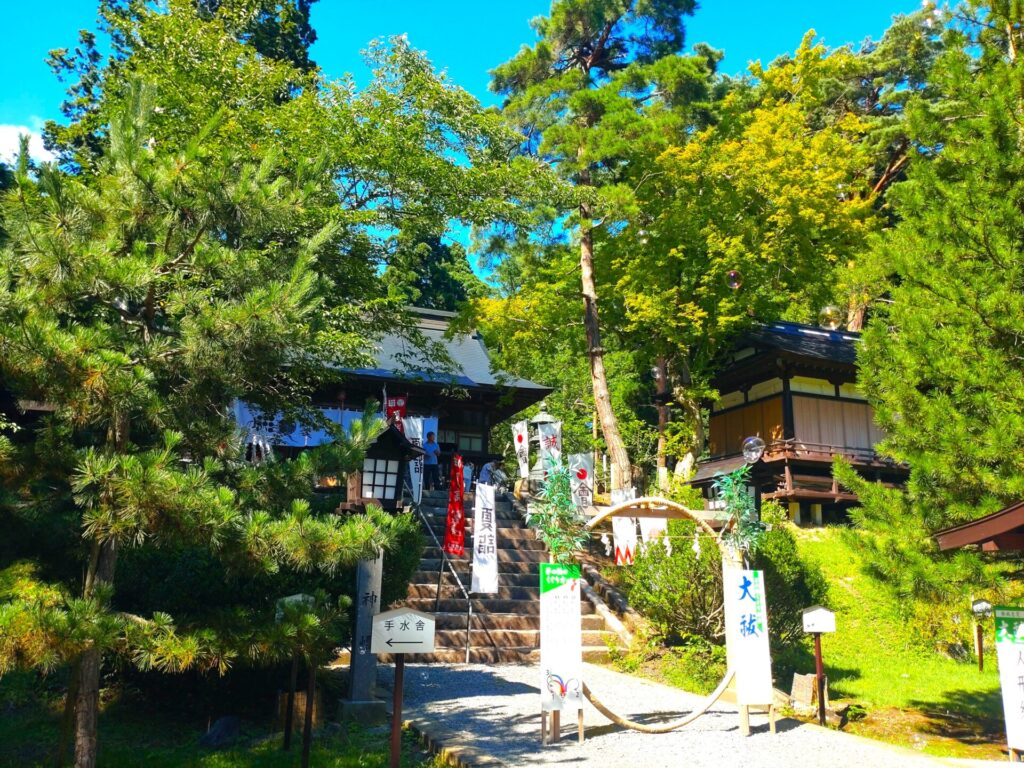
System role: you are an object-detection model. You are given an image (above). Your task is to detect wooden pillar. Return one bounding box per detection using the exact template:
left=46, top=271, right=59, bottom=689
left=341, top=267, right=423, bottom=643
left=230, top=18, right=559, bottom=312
left=789, top=502, right=801, bottom=526
left=811, top=503, right=823, bottom=527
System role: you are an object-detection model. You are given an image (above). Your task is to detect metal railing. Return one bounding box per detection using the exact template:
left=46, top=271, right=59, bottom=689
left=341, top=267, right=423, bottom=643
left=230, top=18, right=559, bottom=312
left=410, top=491, right=474, bottom=664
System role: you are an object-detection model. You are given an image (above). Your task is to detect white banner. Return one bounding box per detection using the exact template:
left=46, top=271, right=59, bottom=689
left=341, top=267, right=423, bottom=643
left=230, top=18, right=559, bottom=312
left=405, top=416, right=438, bottom=504
left=234, top=401, right=364, bottom=448
left=539, top=563, right=583, bottom=713
left=611, top=516, right=637, bottom=566
left=567, top=453, right=594, bottom=509
left=639, top=517, right=671, bottom=556
left=537, top=422, right=562, bottom=469
left=611, top=487, right=637, bottom=566
left=512, top=420, right=530, bottom=478
left=996, top=607, right=1024, bottom=752
left=723, top=567, right=774, bottom=705
left=470, top=483, right=499, bottom=593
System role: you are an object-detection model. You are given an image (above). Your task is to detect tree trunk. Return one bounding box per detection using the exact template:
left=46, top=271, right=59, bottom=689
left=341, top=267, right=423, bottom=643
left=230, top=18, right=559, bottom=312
left=56, top=658, right=81, bottom=767
left=579, top=210, right=631, bottom=491
left=654, top=356, right=670, bottom=492
left=73, top=539, right=117, bottom=768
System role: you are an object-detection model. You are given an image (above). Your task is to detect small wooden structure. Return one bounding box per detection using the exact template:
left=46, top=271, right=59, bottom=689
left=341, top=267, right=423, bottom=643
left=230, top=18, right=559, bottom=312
left=344, top=424, right=423, bottom=511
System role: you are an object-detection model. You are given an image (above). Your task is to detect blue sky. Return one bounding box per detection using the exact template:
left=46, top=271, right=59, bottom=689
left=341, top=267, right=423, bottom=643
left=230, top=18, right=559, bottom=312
left=1, top=0, right=919, bottom=161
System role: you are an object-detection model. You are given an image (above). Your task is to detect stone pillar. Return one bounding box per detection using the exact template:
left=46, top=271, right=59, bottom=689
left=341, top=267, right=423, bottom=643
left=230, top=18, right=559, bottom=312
left=789, top=502, right=801, bottom=526
left=811, top=503, right=823, bottom=527
left=340, top=555, right=387, bottom=723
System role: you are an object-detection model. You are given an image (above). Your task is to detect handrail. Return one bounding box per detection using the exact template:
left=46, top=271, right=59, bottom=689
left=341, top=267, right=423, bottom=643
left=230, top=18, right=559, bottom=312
left=411, top=492, right=474, bottom=664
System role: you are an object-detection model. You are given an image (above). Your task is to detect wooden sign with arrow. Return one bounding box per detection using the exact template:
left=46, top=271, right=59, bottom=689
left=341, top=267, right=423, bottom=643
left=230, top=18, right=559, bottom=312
left=371, top=608, right=436, bottom=768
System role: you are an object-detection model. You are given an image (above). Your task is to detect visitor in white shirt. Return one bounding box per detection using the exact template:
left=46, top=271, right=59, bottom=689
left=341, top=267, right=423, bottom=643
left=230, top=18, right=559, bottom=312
left=478, top=458, right=504, bottom=486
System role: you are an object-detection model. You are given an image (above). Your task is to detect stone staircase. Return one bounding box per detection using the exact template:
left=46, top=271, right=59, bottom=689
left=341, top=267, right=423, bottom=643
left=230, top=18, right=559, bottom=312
left=389, top=488, right=621, bottom=664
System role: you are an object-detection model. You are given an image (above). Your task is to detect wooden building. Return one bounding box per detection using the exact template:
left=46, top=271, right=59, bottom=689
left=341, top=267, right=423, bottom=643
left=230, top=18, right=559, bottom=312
left=691, top=321, right=907, bottom=524
left=237, top=306, right=549, bottom=476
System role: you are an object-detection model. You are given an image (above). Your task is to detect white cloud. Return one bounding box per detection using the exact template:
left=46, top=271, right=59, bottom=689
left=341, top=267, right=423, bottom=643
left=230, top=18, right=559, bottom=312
left=0, top=120, right=56, bottom=165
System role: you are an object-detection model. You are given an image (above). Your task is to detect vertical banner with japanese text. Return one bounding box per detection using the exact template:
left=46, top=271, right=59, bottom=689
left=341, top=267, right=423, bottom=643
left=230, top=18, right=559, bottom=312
left=538, top=422, right=562, bottom=469
left=723, top=567, right=773, bottom=705
left=996, top=606, right=1024, bottom=752
left=567, top=453, right=594, bottom=509
left=539, top=563, right=583, bottom=713
left=471, top=483, right=498, bottom=593
left=385, top=395, right=407, bottom=433
left=442, top=455, right=466, bottom=558
left=512, top=420, right=530, bottom=478
left=404, top=416, right=437, bottom=504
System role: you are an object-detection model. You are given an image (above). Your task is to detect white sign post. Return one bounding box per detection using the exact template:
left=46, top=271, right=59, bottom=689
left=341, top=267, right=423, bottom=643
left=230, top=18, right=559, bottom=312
left=996, top=607, right=1024, bottom=760
left=372, top=608, right=436, bottom=768
left=539, top=562, right=584, bottom=744
left=723, top=567, right=775, bottom=735
left=802, top=605, right=836, bottom=726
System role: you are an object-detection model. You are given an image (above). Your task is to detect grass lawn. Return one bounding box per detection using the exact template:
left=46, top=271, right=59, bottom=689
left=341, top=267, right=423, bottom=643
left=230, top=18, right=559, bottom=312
left=0, top=671, right=439, bottom=768
left=605, top=524, right=1014, bottom=760
left=793, top=526, right=1006, bottom=760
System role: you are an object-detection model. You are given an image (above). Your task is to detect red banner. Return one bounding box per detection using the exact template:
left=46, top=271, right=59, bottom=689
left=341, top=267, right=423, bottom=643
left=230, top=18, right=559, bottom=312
left=385, top=396, right=407, bottom=433
left=442, top=454, right=465, bottom=557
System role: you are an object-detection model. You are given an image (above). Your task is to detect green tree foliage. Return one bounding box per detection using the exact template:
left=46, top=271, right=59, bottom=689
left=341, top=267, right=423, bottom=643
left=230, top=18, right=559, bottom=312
left=383, top=236, right=487, bottom=312
left=490, top=0, right=713, bottom=490
left=2, top=3, right=554, bottom=765
left=622, top=519, right=826, bottom=653
left=838, top=1, right=1024, bottom=609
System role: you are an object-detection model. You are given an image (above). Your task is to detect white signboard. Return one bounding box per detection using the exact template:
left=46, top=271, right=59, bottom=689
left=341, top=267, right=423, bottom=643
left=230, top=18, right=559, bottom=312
left=471, top=483, right=499, bottom=593
left=371, top=607, right=436, bottom=654
left=538, top=422, right=562, bottom=469
left=802, top=605, right=836, bottom=634
left=404, top=416, right=438, bottom=504
left=996, top=607, right=1024, bottom=752
left=723, top=567, right=774, bottom=705
left=539, top=563, right=583, bottom=713
left=513, top=420, right=530, bottom=478
left=567, top=453, right=594, bottom=509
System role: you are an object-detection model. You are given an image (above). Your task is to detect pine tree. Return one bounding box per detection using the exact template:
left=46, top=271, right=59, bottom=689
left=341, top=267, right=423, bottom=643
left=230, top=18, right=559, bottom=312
left=491, top=0, right=705, bottom=491
left=842, top=1, right=1024, bottom=603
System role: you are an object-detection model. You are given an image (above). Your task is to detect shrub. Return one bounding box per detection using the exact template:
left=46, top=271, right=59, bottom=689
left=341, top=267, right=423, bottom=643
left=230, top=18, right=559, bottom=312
left=754, top=525, right=828, bottom=649
left=621, top=516, right=828, bottom=656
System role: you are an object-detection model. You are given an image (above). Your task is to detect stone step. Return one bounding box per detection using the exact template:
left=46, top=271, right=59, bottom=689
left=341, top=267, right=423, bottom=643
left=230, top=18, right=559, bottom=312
left=431, top=612, right=607, bottom=631
left=417, top=505, right=516, bottom=518
left=419, top=515, right=524, bottom=529
left=407, top=584, right=540, bottom=601
left=432, top=628, right=616, bottom=648
left=405, top=598, right=598, bottom=615
left=419, top=559, right=540, bottom=575
left=417, top=534, right=547, bottom=551
left=413, top=571, right=540, bottom=588
left=419, top=499, right=512, bottom=512
left=421, top=547, right=548, bottom=564
left=377, top=646, right=614, bottom=664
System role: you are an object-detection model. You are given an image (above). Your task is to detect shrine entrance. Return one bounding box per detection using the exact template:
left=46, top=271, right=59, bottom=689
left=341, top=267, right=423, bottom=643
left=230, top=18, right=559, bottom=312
left=578, top=496, right=775, bottom=737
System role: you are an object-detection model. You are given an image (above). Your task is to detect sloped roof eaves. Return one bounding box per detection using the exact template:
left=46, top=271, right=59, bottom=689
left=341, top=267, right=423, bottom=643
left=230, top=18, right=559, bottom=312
left=747, top=323, right=859, bottom=365
left=343, top=327, right=548, bottom=392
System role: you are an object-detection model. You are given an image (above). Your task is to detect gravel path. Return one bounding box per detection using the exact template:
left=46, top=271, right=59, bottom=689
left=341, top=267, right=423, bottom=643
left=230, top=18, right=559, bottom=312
left=380, top=662, right=985, bottom=768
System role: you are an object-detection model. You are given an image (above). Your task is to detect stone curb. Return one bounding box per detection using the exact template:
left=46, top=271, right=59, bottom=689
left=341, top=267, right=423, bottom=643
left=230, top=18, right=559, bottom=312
left=403, top=708, right=510, bottom=767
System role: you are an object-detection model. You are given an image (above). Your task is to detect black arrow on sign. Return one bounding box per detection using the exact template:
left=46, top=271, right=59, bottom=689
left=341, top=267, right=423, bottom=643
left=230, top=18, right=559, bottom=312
left=386, top=638, right=424, bottom=647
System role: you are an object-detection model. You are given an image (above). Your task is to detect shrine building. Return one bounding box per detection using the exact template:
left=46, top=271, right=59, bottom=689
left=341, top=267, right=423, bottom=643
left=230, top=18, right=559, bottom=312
left=690, top=321, right=908, bottom=525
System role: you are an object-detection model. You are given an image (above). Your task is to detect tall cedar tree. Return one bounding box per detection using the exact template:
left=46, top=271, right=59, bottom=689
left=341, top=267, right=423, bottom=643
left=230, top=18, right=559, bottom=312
left=491, top=0, right=698, bottom=491
left=839, top=1, right=1024, bottom=605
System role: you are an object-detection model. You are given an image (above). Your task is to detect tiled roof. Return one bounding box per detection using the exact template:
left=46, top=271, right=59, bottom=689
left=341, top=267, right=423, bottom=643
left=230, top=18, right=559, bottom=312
left=344, top=307, right=548, bottom=392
